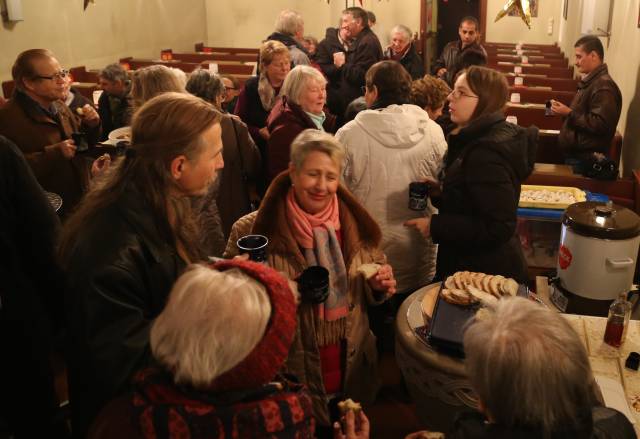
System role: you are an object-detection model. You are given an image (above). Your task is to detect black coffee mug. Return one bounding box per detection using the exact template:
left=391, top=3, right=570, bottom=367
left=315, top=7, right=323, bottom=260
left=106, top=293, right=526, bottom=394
left=409, top=182, right=429, bottom=211
left=71, top=132, right=89, bottom=153
left=298, top=266, right=330, bottom=304
left=236, top=234, right=269, bottom=262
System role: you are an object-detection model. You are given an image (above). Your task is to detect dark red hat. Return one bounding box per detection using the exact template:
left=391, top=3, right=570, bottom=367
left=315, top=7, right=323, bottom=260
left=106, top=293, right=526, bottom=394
left=208, top=259, right=297, bottom=391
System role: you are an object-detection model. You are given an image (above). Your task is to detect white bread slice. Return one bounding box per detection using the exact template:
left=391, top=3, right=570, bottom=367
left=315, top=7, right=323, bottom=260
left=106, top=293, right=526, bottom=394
left=357, top=263, right=380, bottom=280
left=466, top=285, right=499, bottom=307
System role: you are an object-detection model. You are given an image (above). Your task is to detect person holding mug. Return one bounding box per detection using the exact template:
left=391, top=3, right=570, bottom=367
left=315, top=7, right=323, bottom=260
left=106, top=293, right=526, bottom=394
left=224, top=129, right=396, bottom=435
left=405, top=66, right=537, bottom=283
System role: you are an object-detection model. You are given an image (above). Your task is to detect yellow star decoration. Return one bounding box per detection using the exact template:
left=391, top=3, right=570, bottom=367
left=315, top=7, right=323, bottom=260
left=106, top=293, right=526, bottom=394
left=495, top=0, right=532, bottom=29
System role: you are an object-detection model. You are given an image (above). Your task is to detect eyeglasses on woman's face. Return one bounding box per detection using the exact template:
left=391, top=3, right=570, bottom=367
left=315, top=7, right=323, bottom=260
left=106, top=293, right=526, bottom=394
left=448, top=88, right=479, bottom=100
left=34, top=69, right=70, bottom=82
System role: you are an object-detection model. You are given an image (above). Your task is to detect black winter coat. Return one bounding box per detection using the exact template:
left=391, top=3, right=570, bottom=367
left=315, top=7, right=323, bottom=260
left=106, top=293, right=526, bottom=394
left=384, top=43, right=425, bottom=80
left=0, top=136, right=67, bottom=436
left=316, top=27, right=350, bottom=116
left=97, top=89, right=131, bottom=141
left=430, top=113, right=537, bottom=283
left=337, top=27, right=383, bottom=118
left=64, top=187, right=186, bottom=436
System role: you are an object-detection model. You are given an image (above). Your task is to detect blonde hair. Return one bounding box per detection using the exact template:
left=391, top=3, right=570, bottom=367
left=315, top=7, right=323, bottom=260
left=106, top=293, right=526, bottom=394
left=464, top=297, right=599, bottom=434
left=131, top=64, right=185, bottom=110
left=151, top=265, right=271, bottom=388
left=281, top=65, right=326, bottom=106
left=290, top=129, right=344, bottom=171
left=60, top=92, right=222, bottom=264
left=259, top=40, right=290, bottom=71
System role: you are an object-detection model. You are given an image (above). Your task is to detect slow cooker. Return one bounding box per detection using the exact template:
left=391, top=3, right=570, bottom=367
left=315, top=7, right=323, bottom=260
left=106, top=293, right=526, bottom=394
left=557, top=201, right=640, bottom=315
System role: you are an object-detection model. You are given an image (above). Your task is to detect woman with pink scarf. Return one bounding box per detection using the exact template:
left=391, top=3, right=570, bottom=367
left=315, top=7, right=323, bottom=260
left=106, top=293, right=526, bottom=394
left=224, top=129, right=396, bottom=436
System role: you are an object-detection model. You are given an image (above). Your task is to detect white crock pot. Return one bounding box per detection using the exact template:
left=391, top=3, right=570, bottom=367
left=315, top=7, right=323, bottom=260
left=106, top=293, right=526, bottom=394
left=558, top=201, right=640, bottom=301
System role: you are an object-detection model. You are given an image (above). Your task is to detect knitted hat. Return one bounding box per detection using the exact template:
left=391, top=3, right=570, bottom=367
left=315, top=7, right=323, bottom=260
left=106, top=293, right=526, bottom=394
left=208, top=259, right=297, bottom=392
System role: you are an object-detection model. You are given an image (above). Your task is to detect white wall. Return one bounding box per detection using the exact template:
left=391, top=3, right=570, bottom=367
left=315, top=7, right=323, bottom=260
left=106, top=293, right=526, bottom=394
left=485, top=0, right=561, bottom=44
left=204, top=0, right=420, bottom=51
left=0, top=0, right=207, bottom=82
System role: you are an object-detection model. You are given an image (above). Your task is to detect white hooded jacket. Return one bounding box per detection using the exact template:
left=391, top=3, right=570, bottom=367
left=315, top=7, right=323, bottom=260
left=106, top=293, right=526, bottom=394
left=336, top=104, right=447, bottom=291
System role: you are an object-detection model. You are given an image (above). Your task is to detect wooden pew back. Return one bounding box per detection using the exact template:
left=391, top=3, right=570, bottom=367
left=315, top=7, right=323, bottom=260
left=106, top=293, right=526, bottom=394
left=505, top=75, right=578, bottom=92
left=194, top=43, right=259, bottom=55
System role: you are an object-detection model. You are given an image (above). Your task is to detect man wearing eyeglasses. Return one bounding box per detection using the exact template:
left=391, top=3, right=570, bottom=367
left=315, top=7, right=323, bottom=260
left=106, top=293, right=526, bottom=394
left=0, top=49, right=101, bottom=213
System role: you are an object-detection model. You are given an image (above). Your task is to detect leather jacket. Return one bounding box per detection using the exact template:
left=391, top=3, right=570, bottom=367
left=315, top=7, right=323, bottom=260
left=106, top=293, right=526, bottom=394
left=64, top=186, right=186, bottom=436
left=432, top=40, right=487, bottom=86
left=558, top=63, right=622, bottom=157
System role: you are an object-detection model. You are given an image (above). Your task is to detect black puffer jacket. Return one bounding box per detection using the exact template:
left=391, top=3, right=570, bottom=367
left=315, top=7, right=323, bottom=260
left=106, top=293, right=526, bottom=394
left=64, top=186, right=186, bottom=436
left=430, top=112, right=537, bottom=283
left=558, top=63, right=622, bottom=157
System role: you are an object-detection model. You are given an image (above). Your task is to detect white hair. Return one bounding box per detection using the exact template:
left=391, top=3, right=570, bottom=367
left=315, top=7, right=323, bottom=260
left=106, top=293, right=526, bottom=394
left=391, top=24, right=412, bottom=41
left=281, top=65, right=326, bottom=106
left=150, top=265, right=271, bottom=389
left=168, top=67, right=187, bottom=88
left=463, top=297, right=599, bottom=434
left=275, top=9, right=304, bottom=37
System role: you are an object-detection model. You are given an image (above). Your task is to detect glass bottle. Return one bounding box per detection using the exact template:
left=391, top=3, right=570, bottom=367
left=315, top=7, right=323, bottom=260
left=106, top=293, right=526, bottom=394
left=604, top=292, right=632, bottom=348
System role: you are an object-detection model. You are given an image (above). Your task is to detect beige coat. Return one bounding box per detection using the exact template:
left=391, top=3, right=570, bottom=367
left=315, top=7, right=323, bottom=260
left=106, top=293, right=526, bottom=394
left=224, top=172, right=388, bottom=425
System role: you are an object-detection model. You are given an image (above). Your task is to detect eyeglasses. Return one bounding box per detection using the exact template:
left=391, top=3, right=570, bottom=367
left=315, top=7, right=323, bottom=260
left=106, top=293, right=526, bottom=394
left=361, top=85, right=371, bottom=94
left=449, top=89, right=479, bottom=100
left=34, top=69, right=70, bottom=81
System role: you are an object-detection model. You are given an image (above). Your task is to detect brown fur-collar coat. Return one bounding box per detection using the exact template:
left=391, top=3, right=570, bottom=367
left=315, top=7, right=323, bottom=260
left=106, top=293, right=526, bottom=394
left=0, top=92, right=94, bottom=213
left=224, top=172, right=388, bottom=425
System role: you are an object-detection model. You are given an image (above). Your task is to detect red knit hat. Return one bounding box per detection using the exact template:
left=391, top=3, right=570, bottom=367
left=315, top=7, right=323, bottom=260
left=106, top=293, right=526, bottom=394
left=207, top=259, right=297, bottom=392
